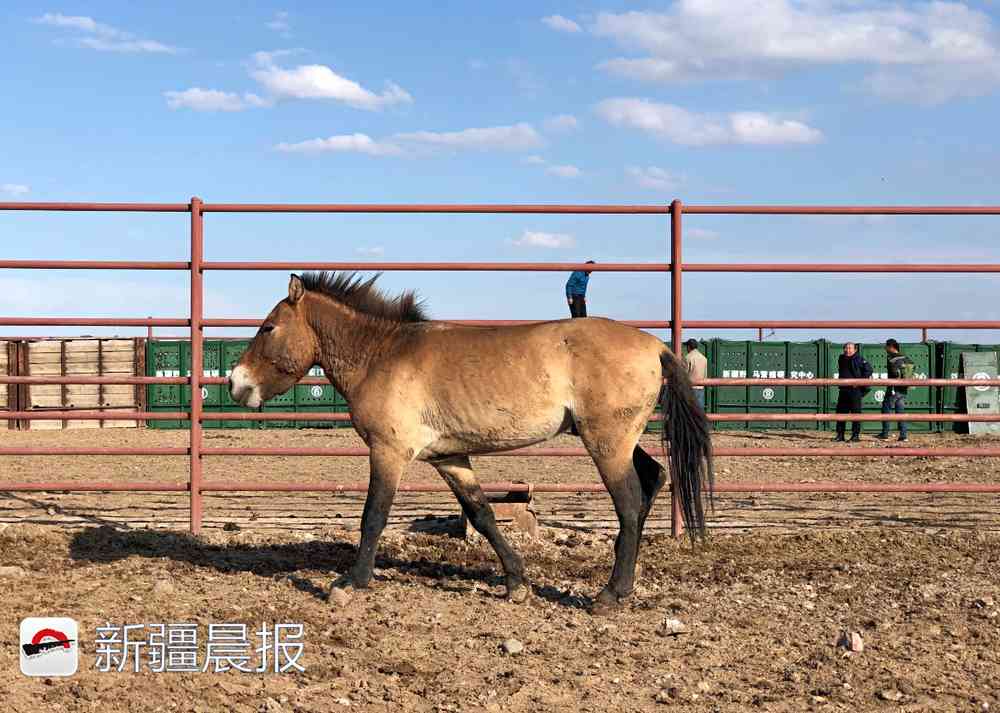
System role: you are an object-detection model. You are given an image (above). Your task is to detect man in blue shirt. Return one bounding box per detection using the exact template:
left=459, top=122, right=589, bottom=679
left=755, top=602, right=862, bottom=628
left=566, top=260, right=595, bottom=318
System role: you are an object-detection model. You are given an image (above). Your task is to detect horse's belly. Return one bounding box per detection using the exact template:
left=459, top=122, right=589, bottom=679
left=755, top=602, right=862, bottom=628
left=415, top=409, right=566, bottom=460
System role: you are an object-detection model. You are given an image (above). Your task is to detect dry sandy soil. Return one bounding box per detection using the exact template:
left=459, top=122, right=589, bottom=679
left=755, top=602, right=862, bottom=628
left=1, top=428, right=999, bottom=712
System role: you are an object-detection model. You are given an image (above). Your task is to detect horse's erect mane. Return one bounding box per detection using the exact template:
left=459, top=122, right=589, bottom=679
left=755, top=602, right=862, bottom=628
left=299, top=271, right=428, bottom=323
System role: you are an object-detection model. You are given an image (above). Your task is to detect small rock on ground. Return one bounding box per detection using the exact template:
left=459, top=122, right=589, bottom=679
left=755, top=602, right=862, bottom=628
left=661, top=618, right=688, bottom=636
left=502, top=638, right=524, bottom=655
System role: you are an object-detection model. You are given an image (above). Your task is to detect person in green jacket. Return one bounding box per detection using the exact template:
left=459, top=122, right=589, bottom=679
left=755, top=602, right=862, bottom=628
left=877, top=338, right=912, bottom=442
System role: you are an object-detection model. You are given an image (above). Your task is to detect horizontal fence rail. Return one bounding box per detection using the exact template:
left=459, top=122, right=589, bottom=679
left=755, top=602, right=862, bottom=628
left=3, top=199, right=1000, bottom=538
left=0, top=261, right=189, bottom=270
left=201, top=261, right=1000, bottom=273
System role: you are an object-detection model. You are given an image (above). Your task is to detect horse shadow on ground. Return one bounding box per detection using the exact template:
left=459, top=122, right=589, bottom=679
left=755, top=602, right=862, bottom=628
left=67, top=525, right=594, bottom=610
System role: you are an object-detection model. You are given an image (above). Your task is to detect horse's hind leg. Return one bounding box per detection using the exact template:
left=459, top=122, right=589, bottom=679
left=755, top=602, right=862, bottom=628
left=633, top=445, right=668, bottom=533
left=583, top=437, right=647, bottom=612
left=431, top=455, right=528, bottom=602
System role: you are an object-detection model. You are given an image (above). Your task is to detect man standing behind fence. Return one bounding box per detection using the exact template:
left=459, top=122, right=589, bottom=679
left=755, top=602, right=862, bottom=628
left=877, top=338, right=911, bottom=442
left=834, top=342, right=872, bottom=443
left=684, top=339, right=708, bottom=412
left=565, top=260, right=595, bottom=318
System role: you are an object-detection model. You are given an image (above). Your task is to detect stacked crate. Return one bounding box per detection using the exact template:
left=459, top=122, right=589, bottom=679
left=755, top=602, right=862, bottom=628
left=22, top=339, right=140, bottom=430
left=1, top=341, right=12, bottom=430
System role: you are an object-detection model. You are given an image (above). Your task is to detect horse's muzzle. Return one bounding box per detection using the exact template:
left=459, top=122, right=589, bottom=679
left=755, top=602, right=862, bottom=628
left=228, top=366, right=262, bottom=408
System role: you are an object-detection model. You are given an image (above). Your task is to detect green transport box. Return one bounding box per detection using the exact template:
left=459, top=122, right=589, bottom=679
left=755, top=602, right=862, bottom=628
left=147, top=339, right=343, bottom=430
left=938, top=343, right=1000, bottom=433
left=747, top=341, right=824, bottom=431
left=747, top=341, right=786, bottom=430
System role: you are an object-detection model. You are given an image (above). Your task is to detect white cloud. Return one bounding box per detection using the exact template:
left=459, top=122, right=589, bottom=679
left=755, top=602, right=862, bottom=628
left=36, top=12, right=113, bottom=34
left=547, top=164, right=582, bottom=178
left=596, top=98, right=822, bottom=146
left=250, top=53, right=412, bottom=110
left=542, top=15, right=582, bottom=33
left=164, top=88, right=268, bottom=112
left=34, top=12, right=180, bottom=54
left=355, top=246, right=385, bottom=256
left=522, top=154, right=583, bottom=178
left=275, top=133, right=403, bottom=156
left=2, top=184, right=30, bottom=196
left=393, top=123, right=543, bottom=151
left=78, top=37, right=178, bottom=53
left=626, top=165, right=681, bottom=191
left=512, top=231, right=576, bottom=248
left=0, top=183, right=31, bottom=196
left=591, top=3, right=1000, bottom=103
left=543, top=114, right=579, bottom=132
left=278, top=123, right=546, bottom=158
left=598, top=57, right=698, bottom=84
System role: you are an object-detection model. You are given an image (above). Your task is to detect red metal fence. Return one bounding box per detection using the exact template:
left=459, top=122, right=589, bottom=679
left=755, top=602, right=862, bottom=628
left=3, top=199, right=1000, bottom=537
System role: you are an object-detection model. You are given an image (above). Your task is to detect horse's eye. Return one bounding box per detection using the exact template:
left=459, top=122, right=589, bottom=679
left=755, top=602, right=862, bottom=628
left=260, top=324, right=275, bottom=334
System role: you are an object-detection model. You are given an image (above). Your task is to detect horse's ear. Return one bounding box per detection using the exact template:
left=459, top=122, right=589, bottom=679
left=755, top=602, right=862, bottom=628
left=288, top=274, right=305, bottom=304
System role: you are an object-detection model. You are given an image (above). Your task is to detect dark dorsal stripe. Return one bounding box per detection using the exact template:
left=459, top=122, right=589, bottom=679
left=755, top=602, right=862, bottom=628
left=299, top=271, right=427, bottom=323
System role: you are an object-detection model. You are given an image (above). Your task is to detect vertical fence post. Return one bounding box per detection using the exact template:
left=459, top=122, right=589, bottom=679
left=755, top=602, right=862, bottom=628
left=922, top=327, right=928, bottom=343
left=189, top=197, right=204, bottom=535
left=758, top=327, right=764, bottom=342
left=670, top=199, right=684, bottom=539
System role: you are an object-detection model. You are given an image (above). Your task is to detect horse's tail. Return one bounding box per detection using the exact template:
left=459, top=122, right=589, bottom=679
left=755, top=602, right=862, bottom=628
left=659, top=349, right=714, bottom=540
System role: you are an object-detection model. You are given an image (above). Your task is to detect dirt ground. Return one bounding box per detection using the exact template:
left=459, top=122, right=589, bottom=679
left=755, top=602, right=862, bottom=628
left=2, top=428, right=999, bottom=712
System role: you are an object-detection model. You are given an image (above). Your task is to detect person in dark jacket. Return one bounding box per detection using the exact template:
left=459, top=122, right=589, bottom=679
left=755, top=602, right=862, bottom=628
left=877, top=338, right=911, bottom=442
left=566, top=260, right=595, bottom=318
left=834, top=342, right=873, bottom=442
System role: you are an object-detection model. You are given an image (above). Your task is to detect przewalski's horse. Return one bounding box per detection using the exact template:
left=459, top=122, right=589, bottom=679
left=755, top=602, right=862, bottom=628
left=229, top=272, right=712, bottom=611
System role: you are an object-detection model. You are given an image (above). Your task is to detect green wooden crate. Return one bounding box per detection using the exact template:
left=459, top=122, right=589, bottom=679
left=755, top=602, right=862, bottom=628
left=146, top=406, right=185, bottom=430
left=748, top=343, right=786, bottom=407
left=786, top=407, right=821, bottom=431
left=714, top=405, right=747, bottom=431
left=297, top=405, right=352, bottom=429
left=146, top=341, right=182, bottom=408
left=748, top=406, right=786, bottom=430
left=180, top=340, right=223, bottom=407
left=295, top=365, right=341, bottom=406
left=787, top=341, right=823, bottom=409
left=712, top=340, right=748, bottom=407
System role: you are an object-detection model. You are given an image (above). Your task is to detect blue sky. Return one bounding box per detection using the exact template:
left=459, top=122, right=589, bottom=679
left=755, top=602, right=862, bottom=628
left=3, top=1, right=1000, bottom=344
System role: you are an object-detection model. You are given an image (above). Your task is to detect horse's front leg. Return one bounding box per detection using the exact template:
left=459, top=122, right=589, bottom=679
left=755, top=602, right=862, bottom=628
left=330, top=446, right=406, bottom=600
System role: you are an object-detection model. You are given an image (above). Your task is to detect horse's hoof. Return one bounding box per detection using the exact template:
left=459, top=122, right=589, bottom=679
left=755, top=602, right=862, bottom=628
left=506, top=582, right=530, bottom=604
left=589, top=600, right=617, bottom=617
left=589, top=588, right=626, bottom=615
